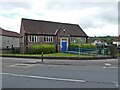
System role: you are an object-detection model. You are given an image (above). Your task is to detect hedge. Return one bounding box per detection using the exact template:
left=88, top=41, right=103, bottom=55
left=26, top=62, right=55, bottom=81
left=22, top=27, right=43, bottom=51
left=69, top=43, right=96, bottom=49
left=28, top=44, right=56, bottom=54
left=80, top=43, right=96, bottom=49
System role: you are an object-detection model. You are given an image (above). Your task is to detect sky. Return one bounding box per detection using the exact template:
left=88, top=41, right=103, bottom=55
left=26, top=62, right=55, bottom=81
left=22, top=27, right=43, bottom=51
left=0, top=0, right=119, bottom=36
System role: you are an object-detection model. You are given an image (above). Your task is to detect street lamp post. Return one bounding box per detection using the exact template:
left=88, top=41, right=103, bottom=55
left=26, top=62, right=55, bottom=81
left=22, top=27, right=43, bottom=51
left=78, top=39, right=81, bottom=55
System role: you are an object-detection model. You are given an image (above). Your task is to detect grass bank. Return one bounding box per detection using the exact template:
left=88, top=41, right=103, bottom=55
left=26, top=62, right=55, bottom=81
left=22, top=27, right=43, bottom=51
left=1, top=53, right=94, bottom=58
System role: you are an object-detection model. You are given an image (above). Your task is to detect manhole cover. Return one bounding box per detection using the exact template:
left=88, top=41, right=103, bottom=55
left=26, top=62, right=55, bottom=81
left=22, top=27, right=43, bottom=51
left=9, top=64, right=35, bottom=68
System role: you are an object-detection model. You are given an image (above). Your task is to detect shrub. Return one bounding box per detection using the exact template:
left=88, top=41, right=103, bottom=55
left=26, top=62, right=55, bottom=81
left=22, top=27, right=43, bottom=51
left=69, top=43, right=96, bottom=49
left=80, top=43, right=96, bottom=49
left=69, top=43, right=79, bottom=48
left=28, top=44, right=56, bottom=54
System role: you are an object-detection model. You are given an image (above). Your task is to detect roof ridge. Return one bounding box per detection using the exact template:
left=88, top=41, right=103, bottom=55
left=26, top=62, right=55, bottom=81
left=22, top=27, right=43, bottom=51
left=1, top=28, right=19, bottom=34
left=22, top=18, right=79, bottom=26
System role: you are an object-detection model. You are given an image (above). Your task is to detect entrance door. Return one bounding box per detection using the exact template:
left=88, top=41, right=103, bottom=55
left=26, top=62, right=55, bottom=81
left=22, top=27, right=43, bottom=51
left=62, top=41, right=67, bottom=52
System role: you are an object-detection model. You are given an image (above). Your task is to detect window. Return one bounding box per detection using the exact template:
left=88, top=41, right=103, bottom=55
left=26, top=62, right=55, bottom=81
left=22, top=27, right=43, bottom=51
left=70, top=37, right=76, bottom=42
left=29, top=36, right=32, bottom=42
left=44, top=36, right=53, bottom=42
left=36, top=36, right=40, bottom=42
left=29, top=35, right=40, bottom=42
left=32, top=36, right=34, bottom=42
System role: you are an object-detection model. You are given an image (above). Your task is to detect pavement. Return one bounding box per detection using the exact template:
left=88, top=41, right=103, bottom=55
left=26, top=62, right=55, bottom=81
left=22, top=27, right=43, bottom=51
left=1, top=57, right=119, bottom=88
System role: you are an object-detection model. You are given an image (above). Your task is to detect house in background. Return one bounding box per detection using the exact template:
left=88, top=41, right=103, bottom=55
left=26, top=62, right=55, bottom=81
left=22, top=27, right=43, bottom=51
left=113, top=35, right=120, bottom=47
left=92, top=40, right=102, bottom=45
left=20, top=18, right=88, bottom=53
left=93, top=39, right=108, bottom=46
left=0, top=27, right=19, bottom=50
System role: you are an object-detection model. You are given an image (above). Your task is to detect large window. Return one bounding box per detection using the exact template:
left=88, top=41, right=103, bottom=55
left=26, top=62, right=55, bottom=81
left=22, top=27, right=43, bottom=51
left=29, top=35, right=40, bottom=42
left=70, top=37, right=76, bottom=42
left=44, top=36, right=53, bottom=42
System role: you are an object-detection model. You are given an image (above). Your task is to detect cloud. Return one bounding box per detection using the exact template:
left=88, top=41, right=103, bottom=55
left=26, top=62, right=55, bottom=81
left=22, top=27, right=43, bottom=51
left=0, top=0, right=32, bottom=10
left=45, top=2, right=118, bottom=28
left=0, top=0, right=118, bottom=36
left=85, top=24, right=118, bottom=36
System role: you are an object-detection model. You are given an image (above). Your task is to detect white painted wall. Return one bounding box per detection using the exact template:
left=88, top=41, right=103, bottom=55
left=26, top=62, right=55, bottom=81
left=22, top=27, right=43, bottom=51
left=113, top=41, right=120, bottom=46
left=0, top=35, right=19, bottom=49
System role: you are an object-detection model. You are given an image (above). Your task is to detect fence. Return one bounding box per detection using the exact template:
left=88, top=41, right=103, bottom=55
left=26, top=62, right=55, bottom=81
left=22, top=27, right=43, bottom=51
left=67, top=47, right=109, bottom=56
left=1, top=47, right=20, bottom=54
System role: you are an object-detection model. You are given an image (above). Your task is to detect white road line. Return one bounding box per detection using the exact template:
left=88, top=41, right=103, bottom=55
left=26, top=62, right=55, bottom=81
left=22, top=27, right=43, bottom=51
left=103, top=66, right=107, bottom=68
left=1, top=73, right=86, bottom=83
left=105, top=63, right=111, bottom=66
left=103, top=66, right=118, bottom=69
left=113, top=82, right=119, bottom=87
left=108, top=67, right=118, bottom=68
left=8, top=64, right=36, bottom=68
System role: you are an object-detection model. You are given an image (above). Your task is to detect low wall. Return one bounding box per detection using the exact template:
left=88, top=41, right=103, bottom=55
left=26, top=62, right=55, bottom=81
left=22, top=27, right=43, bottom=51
left=0, top=47, right=20, bottom=54
left=0, top=49, right=12, bottom=54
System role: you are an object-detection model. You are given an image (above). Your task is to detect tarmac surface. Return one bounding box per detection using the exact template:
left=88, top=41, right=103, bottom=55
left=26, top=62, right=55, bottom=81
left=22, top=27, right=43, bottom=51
left=1, top=57, right=119, bottom=88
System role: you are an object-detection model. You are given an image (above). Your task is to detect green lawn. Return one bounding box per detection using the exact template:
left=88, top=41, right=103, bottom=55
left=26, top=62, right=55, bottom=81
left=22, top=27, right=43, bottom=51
left=1, top=53, right=94, bottom=58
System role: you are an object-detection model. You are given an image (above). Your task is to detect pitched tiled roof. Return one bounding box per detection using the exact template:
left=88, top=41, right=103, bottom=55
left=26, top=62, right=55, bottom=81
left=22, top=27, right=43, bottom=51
left=21, top=18, right=88, bottom=37
left=0, top=27, right=19, bottom=37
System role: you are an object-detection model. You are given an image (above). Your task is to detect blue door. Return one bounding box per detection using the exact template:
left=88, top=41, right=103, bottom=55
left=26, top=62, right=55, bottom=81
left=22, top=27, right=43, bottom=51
left=62, top=41, right=67, bottom=52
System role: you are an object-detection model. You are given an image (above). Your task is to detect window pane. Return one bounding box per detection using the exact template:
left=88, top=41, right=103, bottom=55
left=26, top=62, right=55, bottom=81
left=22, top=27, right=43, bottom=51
left=29, top=36, right=31, bottom=42
left=36, top=36, right=38, bottom=42
left=37, top=36, right=40, bottom=42
left=34, top=36, right=35, bottom=42
left=49, top=37, right=51, bottom=42
left=32, top=36, right=34, bottom=42
left=44, top=37, right=46, bottom=42
left=51, top=37, right=53, bottom=42
left=47, top=37, right=48, bottom=42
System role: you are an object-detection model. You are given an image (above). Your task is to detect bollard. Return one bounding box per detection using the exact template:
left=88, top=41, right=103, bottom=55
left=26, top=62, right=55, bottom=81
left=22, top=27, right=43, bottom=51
left=41, top=52, right=43, bottom=62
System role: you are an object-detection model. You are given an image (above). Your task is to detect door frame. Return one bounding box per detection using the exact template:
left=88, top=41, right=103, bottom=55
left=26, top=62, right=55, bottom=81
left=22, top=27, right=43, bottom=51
left=60, top=37, right=68, bottom=52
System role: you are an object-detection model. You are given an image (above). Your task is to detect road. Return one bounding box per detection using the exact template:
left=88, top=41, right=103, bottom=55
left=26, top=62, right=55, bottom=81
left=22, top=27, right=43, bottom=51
left=1, top=57, right=119, bottom=88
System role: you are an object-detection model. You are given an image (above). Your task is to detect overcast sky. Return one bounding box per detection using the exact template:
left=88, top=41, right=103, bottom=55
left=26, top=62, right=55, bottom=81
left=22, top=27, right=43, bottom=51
left=0, top=0, right=119, bottom=36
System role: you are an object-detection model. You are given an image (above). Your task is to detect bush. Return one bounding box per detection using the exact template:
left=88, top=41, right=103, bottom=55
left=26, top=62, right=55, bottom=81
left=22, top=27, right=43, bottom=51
left=80, top=44, right=96, bottom=49
left=69, top=43, right=79, bottom=48
left=28, top=44, right=56, bottom=54
left=69, top=43, right=96, bottom=49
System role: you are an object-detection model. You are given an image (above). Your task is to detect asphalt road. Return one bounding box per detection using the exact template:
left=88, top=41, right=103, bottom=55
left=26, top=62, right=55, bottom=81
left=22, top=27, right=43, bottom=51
left=1, top=57, right=119, bottom=88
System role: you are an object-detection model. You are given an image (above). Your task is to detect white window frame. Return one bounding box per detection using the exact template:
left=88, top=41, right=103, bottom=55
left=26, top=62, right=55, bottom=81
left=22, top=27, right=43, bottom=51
left=44, top=36, right=53, bottom=42
left=29, top=35, right=40, bottom=43
left=37, top=36, right=40, bottom=42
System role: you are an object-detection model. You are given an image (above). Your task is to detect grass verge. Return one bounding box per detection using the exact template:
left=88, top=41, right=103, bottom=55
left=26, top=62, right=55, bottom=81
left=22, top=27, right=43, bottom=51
left=0, top=53, right=94, bottom=58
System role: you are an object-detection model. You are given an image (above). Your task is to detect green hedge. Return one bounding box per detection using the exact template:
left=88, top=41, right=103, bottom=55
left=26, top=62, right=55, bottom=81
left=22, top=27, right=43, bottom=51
left=69, top=43, right=79, bottom=48
left=69, top=43, right=96, bottom=49
left=28, top=44, right=56, bottom=54
left=80, top=43, right=96, bottom=49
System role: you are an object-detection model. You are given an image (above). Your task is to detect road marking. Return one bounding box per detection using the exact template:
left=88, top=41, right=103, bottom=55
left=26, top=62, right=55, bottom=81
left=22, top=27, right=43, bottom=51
left=1, top=73, right=86, bottom=83
left=103, top=66, right=118, bottom=69
left=113, top=82, right=119, bottom=87
left=103, top=63, right=118, bottom=69
left=105, top=63, right=111, bottom=66
left=103, top=66, right=107, bottom=68
left=8, top=64, right=35, bottom=68
left=108, top=67, right=118, bottom=68
left=1, top=73, right=118, bottom=87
